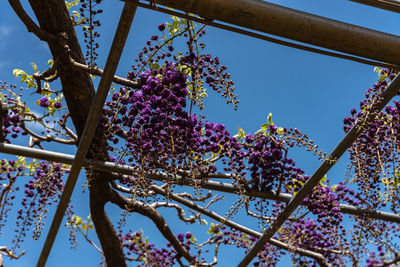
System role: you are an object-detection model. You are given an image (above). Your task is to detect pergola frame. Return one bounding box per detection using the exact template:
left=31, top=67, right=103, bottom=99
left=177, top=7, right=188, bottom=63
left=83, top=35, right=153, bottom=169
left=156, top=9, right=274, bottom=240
left=3, top=0, right=400, bottom=266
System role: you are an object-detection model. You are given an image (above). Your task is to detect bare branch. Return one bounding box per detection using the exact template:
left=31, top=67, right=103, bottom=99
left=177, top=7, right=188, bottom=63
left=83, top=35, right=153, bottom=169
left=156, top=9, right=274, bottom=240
left=20, top=121, right=76, bottom=145
left=32, top=57, right=61, bottom=93
left=245, top=201, right=274, bottom=223
left=299, top=243, right=358, bottom=266
left=149, top=185, right=331, bottom=266
left=150, top=202, right=197, bottom=223
left=68, top=56, right=141, bottom=89
left=8, top=0, right=56, bottom=42
left=208, top=242, right=220, bottom=266
left=110, top=180, right=135, bottom=194
left=175, top=191, right=212, bottom=202
left=0, top=246, right=25, bottom=267
left=57, top=113, right=77, bottom=141
left=376, top=252, right=400, bottom=267
left=15, top=109, right=77, bottom=145
left=108, top=190, right=196, bottom=265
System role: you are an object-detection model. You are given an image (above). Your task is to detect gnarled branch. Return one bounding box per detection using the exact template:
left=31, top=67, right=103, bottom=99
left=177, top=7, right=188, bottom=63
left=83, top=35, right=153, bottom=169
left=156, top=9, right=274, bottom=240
left=8, top=0, right=56, bottom=42
left=109, top=189, right=196, bottom=265
left=149, top=184, right=331, bottom=266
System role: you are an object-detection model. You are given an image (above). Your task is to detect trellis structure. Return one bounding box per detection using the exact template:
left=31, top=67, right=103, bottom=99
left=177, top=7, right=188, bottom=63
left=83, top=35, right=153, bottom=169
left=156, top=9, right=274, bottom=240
left=5, top=0, right=400, bottom=266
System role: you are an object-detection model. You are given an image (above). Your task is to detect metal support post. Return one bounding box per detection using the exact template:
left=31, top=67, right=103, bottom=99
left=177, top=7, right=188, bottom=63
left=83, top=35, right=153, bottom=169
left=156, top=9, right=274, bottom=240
left=36, top=3, right=137, bottom=266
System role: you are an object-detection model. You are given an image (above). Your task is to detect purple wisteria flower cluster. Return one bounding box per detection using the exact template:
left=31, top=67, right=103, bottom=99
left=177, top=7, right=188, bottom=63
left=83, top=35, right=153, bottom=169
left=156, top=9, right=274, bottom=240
left=0, top=159, right=23, bottom=233
left=129, top=22, right=237, bottom=111
left=103, top=62, right=303, bottom=192
left=14, top=161, right=67, bottom=248
left=0, top=82, right=26, bottom=141
left=120, top=230, right=200, bottom=266
left=343, top=68, right=400, bottom=212
left=100, top=57, right=365, bottom=265
left=342, top=68, right=400, bottom=265
left=3, top=17, right=400, bottom=266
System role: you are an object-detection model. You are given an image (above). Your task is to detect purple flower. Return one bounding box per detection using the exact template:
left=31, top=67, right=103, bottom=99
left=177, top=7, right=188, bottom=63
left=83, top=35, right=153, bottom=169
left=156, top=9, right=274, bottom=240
left=39, top=97, right=50, bottom=108
left=158, top=23, right=166, bottom=31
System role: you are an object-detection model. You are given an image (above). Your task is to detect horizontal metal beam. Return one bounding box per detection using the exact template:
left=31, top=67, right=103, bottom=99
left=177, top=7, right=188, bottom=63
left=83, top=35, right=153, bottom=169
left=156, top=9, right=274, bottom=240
left=125, top=0, right=400, bottom=66
left=350, top=0, right=400, bottom=13
left=1, top=142, right=400, bottom=224
left=134, top=2, right=400, bottom=70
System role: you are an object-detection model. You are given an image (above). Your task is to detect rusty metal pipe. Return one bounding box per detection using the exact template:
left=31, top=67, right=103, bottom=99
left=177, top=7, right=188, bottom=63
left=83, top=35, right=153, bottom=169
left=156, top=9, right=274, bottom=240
left=125, top=0, right=400, bottom=65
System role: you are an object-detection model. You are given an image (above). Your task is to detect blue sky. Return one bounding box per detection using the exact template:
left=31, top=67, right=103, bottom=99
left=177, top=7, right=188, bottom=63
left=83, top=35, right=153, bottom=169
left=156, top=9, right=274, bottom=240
left=1, top=0, right=400, bottom=266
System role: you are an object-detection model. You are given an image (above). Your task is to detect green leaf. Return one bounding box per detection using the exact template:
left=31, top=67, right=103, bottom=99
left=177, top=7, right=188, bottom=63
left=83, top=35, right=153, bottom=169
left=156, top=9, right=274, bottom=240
left=55, top=93, right=64, bottom=102
left=267, top=112, right=274, bottom=125
left=169, top=20, right=180, bottom=35
left=233, top=127, right=246, bottom=140
left=261, top=123, right=269, bottom=132
left=150, top=62, right=160, bottom=70
left=73, top=215, right=83, bottom=227
left=13, top=69, right=26, bottom=77
left=81, top=223, right=88, bottom=231
left=27, top=80, right=37, bottom=89
left=16, top=156, right=26, bottom=166
left=31, top=62, right=39, bottom=73
left=381, top=178, right=390, bottom=185
left=379, top=73, right=388, bottom=82
left=374, top=67, right=382, bottom=74
left=65, top=0, right=79, bottom=10
left=48, top=107, right=55, bottom=116
left=207, top=222, right=215, bottom=234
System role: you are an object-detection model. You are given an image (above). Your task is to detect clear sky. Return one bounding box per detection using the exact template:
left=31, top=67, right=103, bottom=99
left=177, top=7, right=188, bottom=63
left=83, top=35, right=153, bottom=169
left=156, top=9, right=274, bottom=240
left=0, top=0, right=399, bottom=266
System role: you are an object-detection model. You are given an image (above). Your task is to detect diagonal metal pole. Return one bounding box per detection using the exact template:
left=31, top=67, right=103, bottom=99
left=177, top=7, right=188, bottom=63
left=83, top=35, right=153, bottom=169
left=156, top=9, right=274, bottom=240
left=238, top=73, right=400, bottom=267
left=36, top=3, right=137, bottom=267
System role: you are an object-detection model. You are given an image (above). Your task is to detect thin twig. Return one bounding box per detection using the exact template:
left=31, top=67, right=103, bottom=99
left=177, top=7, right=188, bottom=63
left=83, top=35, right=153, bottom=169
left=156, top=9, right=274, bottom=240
left=149, top=185, right=331, bottom=266
left=68, top=56, right=141, bottom=89
left=109, top=190, right=196, bottom=265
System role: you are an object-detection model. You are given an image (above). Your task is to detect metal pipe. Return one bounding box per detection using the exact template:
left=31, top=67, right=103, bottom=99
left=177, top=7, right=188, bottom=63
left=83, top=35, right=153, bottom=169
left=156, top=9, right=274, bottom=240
left=350, top=0, right=400, bottom=13
left=2, top=142, right=400, bottom=224
left=123, top=0, right=400, bottom=66
left=238, top=72, right=400, bottom=266
left=36, top=3, right=137, bottom=267
left=200, top=180, right=400, bottom=224
left=134, top=2, right=400, bottom=70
